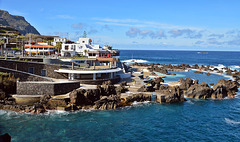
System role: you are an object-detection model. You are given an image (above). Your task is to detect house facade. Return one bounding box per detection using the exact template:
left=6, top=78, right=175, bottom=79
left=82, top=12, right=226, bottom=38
left=61, top=38, right=120, bottom=59
left=25, top=42, right=55, bottom=55
left=51, top=37, right=67, bottom=46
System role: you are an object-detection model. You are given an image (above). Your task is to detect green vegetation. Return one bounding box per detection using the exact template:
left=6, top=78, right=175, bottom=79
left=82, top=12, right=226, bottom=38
left=0, top=26, right=20, bottom=36
left=55, top=42, right=62, bottom=54
left=11, top=47, right=21, bottom=51
left=0, top=74, right=18, bottom=96
left=0, top=72, right=10, bottom=76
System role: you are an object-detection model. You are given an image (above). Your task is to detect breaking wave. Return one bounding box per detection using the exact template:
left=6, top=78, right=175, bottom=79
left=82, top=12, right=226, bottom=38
left=225, top=118, right=240, bottom=125
left=122, top=59, right=148, bottom=63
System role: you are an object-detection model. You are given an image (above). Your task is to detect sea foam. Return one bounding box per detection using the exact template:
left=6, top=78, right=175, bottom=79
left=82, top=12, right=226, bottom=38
left=225, top=118, right=240, bottom=125
left=122, top=59, right=148, bottom=63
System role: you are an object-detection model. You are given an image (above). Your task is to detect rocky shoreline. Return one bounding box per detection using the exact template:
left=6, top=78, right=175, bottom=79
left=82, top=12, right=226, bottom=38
left=0, top=63, right=239, bottom=114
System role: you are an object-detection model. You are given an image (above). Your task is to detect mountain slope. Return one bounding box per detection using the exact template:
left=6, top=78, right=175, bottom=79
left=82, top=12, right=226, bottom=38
left=0, top=10, right=40, bottom=35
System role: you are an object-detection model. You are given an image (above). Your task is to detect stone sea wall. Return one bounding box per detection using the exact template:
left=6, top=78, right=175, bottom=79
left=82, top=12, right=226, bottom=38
left=17, top=81, right=80, bottom=96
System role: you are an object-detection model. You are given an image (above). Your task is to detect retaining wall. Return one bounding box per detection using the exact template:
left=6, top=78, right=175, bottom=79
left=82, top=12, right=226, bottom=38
left=17, top=81, right=80, bottom=96
left=0, top=59, right=67, bottom=80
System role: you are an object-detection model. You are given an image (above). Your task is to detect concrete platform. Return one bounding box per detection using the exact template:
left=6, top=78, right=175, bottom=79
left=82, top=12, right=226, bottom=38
left=12, top=95, right=43, bottom=105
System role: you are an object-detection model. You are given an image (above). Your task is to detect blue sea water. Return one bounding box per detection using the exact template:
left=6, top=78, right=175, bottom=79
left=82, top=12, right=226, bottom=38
left=1, top=50, right=240, bottom=142
left=155, top=70, right=230, bottom=84
left=120, top=50, right=240, bottom=66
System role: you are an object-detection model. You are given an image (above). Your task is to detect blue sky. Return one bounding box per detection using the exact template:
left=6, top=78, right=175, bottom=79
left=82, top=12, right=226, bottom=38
left=1, top=0, right=240, bottom=51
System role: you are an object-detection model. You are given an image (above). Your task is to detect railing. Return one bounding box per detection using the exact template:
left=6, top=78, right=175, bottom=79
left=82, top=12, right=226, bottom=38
left=59, top=66, right=118, bottom=71
left=76, top=75, right=121, bottom=85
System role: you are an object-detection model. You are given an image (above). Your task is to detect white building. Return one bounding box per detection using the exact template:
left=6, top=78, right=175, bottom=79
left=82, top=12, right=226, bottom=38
left=0, top=36, right=8, bottom=48
left=25, top=42, right=55, bottom=55
left=52, top=37, right=67, bottom=46
left=61, top=38, right=119, bottom=59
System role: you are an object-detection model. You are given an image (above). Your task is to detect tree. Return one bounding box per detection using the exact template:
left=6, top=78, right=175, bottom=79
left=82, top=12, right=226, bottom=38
left=84, top=49, right=87, bottom=56
left=16, top=35, right=24, bottom=56
left=55, top=42, right=62, bottom=55
left=83, top=31, right=87, bottom=38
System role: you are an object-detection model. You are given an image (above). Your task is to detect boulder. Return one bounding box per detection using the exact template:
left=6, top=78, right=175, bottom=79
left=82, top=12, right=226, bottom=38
left=94, top=95, right=121, bottom=110
left=137, top=85, right=153, bottom=92
left=46, top=98, right=68, bottom=110
left=194, top=80, right=199, bottom=85
left=212, top=79, right=239, bottom=98
left=69, top=89, right=87, bottom=106
left=100, top=80, right=116, bottom=96
left=0, top=89, right=6, bottom=100
left=124, top=93, right=151, bottom=104
left=209, top=83, right=214, bottom=86
left=116, top=86, right=128, bottom=95
left=192, top=64, right=199, bottom=69
left=154, top=77, right=164, bottom=84
left=156, top=85, right=185, bottom=103
left=165, top=86, right=185, bottom=103
left=40, top=94, right=51, bottom=105
left=32, top=103, right=46, bottom=113
left=116, top=81, right=128, bottom=95
left=0, top=133, right=11, bottom=142
left=211, top=85, right=227, bottom=99
left=179, top=78, right=194, bottom=90
left=185, top=83, right=213, bottom=99
left=194, top=71, right=203, bottom=74
left=120, top=81, right=128, bottom=87
left=84, top=89, right=101, bottom=104
left=153, top=66, right=168, bottom=74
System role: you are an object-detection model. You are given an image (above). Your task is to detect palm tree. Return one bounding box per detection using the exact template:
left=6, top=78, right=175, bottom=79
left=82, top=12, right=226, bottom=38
left=84, top=49, right=87, bottom=56
left=55, top=42, right=62, bottom=55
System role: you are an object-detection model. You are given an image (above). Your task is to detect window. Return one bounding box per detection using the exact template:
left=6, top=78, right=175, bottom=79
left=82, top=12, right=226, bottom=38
left=28, top=67, right=34, bottom=74
left=82, top=41, right=85, bottom=43
left=65, top=45, right=69, bottom=50
left=41, top=69, right=47, bottom=76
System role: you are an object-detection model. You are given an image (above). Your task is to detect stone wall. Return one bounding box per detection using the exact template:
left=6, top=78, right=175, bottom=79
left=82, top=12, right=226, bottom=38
left=0, top=67, right=51, bottom=81
left=17, top=81, right=80, bottom=96
left=0, top=59, right=67, bottom=80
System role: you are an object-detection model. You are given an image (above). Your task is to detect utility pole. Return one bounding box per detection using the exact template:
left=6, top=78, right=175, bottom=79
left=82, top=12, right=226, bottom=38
left=29, top=34, right=31, bottom=57
left=22, top=38, right=24, bottom=57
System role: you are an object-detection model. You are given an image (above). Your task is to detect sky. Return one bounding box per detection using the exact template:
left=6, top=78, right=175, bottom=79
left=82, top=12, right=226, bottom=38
left=1, top=0, right=240, bottom=51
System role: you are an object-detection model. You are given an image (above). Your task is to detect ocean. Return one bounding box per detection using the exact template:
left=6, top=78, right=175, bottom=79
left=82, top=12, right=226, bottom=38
left=1, top=50, right=240, bottom=142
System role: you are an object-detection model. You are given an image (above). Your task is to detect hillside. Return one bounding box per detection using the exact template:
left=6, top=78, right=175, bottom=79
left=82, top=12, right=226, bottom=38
left=0, top=26, right=21, bottom=36
left=0, top=10, right=40, bottom=35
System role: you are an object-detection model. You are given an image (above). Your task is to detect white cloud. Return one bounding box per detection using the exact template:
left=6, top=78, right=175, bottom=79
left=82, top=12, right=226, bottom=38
left=168, top=29, right=203, bottom=39
left=93, top=18, right=202, bottom=30
left=209, top=34, right=224, bottom=38
left=72, top=23, right=85, bottom=29
left=126, top=27, right=166, bottom=39
left=56, top=14, right=75, bottom=19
